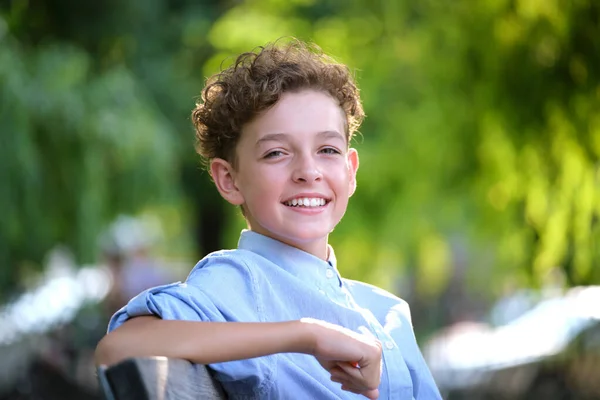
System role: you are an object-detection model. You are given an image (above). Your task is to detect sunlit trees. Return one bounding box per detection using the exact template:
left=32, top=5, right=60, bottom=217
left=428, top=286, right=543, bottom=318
left=203, top=0, right=600, bottom=308
left=0, top=37, right=179, bottom=297
left=1, top=0, right=598, bottom=323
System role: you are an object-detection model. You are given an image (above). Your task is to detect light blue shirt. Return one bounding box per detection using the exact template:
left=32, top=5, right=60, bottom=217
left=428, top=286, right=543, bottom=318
left=109, top=230, right=442, bottom=399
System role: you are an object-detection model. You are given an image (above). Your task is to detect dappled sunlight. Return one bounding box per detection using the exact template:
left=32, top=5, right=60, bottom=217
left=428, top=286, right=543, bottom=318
left=0, top=266, right=111, bottom=347
left=1, top=0, right=599, bottom=397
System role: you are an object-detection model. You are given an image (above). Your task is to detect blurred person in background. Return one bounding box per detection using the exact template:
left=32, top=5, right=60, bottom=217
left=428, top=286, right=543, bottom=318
left=100, top=215, right=175, bottom=316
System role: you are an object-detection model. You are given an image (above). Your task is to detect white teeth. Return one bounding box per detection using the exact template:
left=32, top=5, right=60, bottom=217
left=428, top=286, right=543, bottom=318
left=285, top=197, right=327, bottom=207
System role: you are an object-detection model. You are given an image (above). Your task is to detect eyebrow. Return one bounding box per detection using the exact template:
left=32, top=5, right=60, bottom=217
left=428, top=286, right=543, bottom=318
left=255, top=130, right=345, bottom=147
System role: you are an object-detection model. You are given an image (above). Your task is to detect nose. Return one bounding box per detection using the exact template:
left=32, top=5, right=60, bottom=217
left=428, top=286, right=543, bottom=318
left=292, top=154, right=322, bottom=183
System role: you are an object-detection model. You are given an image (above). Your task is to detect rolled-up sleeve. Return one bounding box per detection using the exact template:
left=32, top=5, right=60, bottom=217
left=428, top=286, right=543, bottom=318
left=107, top=281, right=213, bottom=331
left=106, top=254, right=275, bottom=399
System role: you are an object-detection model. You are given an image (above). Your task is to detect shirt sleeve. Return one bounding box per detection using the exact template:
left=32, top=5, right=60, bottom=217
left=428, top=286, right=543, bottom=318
left=107, top=254, right=275, bottom=398
left=394, top=304, right=443, bottom=399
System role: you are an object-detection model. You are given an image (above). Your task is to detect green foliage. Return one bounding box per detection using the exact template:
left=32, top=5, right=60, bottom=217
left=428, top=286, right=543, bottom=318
left=1, top=0, right=598, bottom=319
left=198, top=0, right=600, bottom=298
left=0, top=32, right=179, bottom=297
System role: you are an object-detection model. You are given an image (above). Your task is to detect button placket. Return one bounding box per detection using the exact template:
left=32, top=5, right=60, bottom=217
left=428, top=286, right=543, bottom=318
left=342, top=284, right=407, bottom=398
left=359, top=307, right=398, bottom=351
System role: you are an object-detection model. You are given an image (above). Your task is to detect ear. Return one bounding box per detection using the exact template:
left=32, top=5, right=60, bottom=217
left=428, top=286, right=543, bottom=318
left=347, top=148, right=359, bottom=197
left=210, top=158, right=245, bottom=205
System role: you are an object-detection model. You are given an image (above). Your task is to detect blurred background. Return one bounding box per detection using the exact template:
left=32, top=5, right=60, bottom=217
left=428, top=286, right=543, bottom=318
left=1, top=0, right=599, bottom=399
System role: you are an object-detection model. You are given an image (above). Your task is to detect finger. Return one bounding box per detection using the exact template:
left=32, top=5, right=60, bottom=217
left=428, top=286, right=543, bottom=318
left=340, top=383, right=379, bottom=399
left=329, top=366, right=353, bottom=381
left=333, top=374, right=379, bottom=399
left=337, top=360, right=366, bottom=379
left=331, top=374, right=365, bottom=392
left=335, top=375, right=370, bottom=393
left=341, top=383, right=360, bottom=393
left=337, top=362, right=380, bottom=393
left=340, top=383, right=380, bottom=400
left=361, top=388, right=380, bottom=399
left=338, top=358, right=380, bottom=385
left=329, top=365, right=345, bottom=376
left=340, top=383, right=367, bottom=394
left=331, top=372, right=357, bottom=384
left=330, top=370, right=357, bottom=387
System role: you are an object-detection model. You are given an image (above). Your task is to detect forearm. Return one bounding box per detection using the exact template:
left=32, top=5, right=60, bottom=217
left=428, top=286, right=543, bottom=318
left=95, top=316, right=314, bottom=366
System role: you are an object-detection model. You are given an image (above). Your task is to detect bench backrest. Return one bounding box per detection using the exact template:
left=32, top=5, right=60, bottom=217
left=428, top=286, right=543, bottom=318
left=98, top=357, right=227, bottom=400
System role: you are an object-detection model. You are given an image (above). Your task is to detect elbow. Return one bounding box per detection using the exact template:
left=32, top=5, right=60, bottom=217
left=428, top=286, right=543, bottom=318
left=95, top=332, right=125, bottom=367
left=95, top=316, right=159, bottom=366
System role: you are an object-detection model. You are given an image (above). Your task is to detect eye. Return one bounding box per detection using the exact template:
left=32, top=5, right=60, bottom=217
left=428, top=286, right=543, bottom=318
left=264, top=150, right=284, bottom=159
left=319, top=147, right=341, bottom=155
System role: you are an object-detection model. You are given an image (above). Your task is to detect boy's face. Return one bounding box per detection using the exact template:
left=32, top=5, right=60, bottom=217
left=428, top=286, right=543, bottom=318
left=211, top=89, right=359, bottom=259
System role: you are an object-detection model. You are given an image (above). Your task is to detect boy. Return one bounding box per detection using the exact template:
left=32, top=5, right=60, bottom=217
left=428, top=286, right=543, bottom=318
left=95, top=39, right=442, bottom=400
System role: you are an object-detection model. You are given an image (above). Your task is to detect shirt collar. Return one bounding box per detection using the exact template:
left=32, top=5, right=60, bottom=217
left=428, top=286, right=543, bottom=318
left=237, top=229, right=342, bottom=288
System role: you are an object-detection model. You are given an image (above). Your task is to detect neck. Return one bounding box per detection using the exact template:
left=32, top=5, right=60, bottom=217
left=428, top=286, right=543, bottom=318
left=278, top=237, right=329, bottom=261
left=248, top=228, right=329, bottom=261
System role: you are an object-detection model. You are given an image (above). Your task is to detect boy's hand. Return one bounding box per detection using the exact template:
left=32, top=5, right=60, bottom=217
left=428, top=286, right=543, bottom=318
left=300, top=318, right=382, bottom=399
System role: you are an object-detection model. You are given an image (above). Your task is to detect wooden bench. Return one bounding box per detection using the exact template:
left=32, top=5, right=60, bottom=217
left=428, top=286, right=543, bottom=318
left=97, top=357, right=227, bottom=399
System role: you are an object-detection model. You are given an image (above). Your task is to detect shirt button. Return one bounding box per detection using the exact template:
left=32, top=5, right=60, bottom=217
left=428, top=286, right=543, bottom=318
left=325, top=269, right=335, bottom=279
left=319, top=289, right=326, bottom=295
left=385, top=341, right=395, bottom=350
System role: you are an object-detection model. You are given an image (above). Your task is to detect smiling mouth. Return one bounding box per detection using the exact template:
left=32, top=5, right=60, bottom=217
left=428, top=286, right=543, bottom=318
left=283, top=198, right=329, bottom=208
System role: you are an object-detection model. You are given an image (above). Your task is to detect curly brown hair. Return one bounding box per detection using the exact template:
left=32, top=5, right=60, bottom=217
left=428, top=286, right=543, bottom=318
left=191, top=39, right=364, bottom=168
